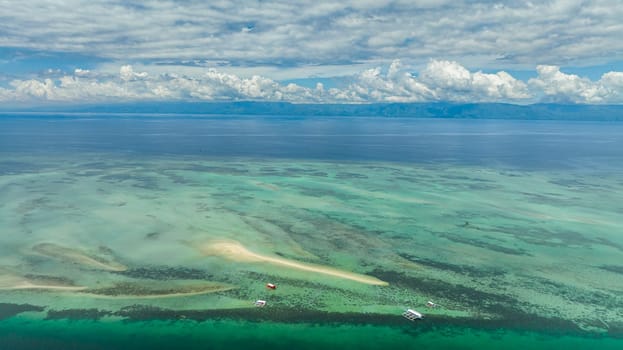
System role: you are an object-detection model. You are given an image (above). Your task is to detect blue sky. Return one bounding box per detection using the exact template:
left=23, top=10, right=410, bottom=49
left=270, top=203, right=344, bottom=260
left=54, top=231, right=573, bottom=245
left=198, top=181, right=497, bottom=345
left=1, top=0, right=622, bottom=105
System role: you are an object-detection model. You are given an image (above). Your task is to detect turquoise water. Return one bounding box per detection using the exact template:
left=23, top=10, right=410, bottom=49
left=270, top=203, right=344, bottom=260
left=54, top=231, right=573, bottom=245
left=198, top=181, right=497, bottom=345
left=1, top=315, right=621, bottom=350
left=1, top=115, right=622, bottom=349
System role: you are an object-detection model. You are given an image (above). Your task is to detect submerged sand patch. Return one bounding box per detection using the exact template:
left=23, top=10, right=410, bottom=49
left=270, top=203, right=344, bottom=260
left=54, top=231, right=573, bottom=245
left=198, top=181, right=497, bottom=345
left=32, top=243, right=127, bottom=272
left=79, top=281, right=234, bottom=299
left=0, top=271, right=86, bottom=291
left=199, top=240, right=388, bottom=286
left=254, top=181, right=280, bottom=191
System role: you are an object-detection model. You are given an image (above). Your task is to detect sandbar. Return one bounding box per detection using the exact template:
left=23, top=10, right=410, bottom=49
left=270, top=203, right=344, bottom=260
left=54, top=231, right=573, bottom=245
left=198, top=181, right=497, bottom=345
left=199, top=240, right=388, bottom=286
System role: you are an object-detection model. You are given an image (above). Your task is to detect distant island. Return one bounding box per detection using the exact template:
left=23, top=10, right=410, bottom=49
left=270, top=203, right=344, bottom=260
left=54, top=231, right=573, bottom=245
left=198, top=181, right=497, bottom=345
left=2, top=102, right=623, bottom=121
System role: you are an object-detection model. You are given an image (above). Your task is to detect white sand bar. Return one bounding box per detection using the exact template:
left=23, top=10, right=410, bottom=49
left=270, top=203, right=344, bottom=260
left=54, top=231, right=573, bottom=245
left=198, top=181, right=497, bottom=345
left=199, top=240, right=388, bottom=286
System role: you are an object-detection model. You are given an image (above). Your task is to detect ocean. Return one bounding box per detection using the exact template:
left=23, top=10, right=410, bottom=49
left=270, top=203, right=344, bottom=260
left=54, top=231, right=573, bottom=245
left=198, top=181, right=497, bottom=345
left=1, top=114, right=622, bottom=349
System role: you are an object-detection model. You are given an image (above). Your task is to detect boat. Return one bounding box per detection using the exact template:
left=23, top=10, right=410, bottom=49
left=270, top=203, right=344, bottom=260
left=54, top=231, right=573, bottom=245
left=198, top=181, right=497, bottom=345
left=255, top=300, right=266, bottom=307
left=266, top=283, right=276, bottom=290
left=402, top=309, right=423, bottom=321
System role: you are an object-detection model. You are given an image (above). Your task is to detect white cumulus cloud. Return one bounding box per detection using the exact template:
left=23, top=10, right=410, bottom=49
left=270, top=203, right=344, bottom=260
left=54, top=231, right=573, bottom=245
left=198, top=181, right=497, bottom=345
left=595, top=71, right=623, bottom=103
left=529, top=65, right=623, bottom=103
left=333, top=60, right=434, bottom=102
left=0, top=86, right=15, bottom=101
left=1, top=60, right=622, bottom=105
left=337, top=60, right=530, bottom=103
left=10, top=78, right=56, bottom=99
left=420, top=60, right=530, bottom=101
left=120, top=65, right=149, bottom=82
left=3, top=66, right=323, bottom=104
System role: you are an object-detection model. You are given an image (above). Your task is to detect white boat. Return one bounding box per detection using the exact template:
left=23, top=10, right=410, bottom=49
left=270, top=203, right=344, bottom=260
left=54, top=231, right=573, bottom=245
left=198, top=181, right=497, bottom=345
left=402, top=308, right=423, bottom=321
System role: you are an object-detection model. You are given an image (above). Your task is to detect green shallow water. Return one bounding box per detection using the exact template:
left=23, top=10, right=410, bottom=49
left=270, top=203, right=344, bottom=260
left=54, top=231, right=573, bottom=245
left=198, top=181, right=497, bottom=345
left=1, top=316, right=621, bottom=350
left=1, top=152, right=622, bottom=348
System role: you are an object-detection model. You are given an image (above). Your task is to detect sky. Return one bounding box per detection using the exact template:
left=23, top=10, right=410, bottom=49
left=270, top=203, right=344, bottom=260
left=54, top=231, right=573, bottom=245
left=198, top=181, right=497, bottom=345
left=1, top=0, right=622, bottom=106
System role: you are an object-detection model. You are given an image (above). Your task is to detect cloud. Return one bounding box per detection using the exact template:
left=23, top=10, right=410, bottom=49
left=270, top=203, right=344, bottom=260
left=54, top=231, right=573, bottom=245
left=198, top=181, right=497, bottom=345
left=10, top=78, right=56, bottom=99
left=74, top=68, right=91, bottom=77
left=600, top=72, right=623, bottom=101
left=119, top=65, right=148, bottom=81
left=529, top=65, right=623, bottom=103
left=1, top=61, right=622, bottom=105
left=0, top=86, right=15, bottom=101
left=419, top=60, right=530, bottom=101
left=331, top=60, right=434, bottom=102
left=1, top=0, right=622, bottom=72
left=4, top=65, right=323, bottom=103
left=335, top=60, right=529, bottom=103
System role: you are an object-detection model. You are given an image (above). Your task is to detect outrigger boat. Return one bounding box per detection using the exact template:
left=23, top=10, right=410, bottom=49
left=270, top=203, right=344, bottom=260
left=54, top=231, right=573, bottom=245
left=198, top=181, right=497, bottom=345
left=402, top=309, right=423, bottom=321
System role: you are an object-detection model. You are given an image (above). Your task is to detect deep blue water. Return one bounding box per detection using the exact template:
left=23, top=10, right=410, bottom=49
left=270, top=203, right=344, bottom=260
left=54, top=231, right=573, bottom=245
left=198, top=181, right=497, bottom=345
left=1, top=114, right=623, bottom=170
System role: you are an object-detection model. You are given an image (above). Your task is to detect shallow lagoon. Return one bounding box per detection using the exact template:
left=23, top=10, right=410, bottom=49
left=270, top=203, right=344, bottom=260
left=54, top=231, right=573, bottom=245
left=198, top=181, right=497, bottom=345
left=1, top=115, right=622, bottom=348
